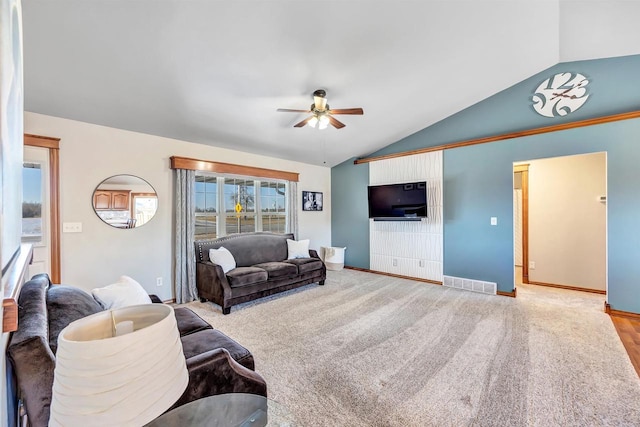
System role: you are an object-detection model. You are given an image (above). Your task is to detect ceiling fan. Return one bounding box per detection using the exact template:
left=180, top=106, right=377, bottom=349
left=277, top=89, right=364, bottom=130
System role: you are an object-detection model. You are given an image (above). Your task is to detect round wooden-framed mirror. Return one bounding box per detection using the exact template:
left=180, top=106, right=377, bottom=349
left=92, top=175, right=158, bottom=229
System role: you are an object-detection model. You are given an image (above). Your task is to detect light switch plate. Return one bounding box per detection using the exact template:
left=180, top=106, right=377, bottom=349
left=63, top=222, right=82, bottom=233
left=490, top=217, right=498, bottom=226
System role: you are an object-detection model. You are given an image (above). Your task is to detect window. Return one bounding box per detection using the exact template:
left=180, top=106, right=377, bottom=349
left=260, top=181, right=286, bottom=233
left=195, top=173, right=288, bottom=239
left=195, top=175, right=218, bottom=239
left=132, top=193, right=159, bottom=226
left=225, top=177, right=255, bottom=235
left=22, top=163, right=43, bottom=243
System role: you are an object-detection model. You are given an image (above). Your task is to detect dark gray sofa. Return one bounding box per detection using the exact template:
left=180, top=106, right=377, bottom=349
left=7, top=274, right=267, bottom=427
left=196, top=232, right=326, bottom=314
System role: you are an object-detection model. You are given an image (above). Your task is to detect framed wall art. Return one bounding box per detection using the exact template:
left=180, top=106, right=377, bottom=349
left=302, top=191, right=323, bottom=211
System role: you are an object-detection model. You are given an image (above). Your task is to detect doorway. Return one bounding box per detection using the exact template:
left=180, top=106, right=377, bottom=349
left=23, top=134, right=61, bottom=282
left=514, top=152, right=607, bottom=294
left=22, top=146, right=49, bottom=277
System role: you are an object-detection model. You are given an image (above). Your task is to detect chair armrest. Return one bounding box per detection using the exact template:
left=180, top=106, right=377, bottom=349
left=171, top=348, right=267, bottom=409
left=309, top=249, right=320, bottom=259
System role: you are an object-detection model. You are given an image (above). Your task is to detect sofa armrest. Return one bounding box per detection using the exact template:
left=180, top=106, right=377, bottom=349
left=171, top=348, right=267, bottom=409
left=7, top=336, right=56, bottom=427
left=196, top=261, right=232, bottom=307
left=149, top=294, right=163, bottom=304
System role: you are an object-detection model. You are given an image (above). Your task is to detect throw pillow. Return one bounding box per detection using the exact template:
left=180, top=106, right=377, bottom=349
left=92, top=275, right=152, bottom=310
left=287, top=239, right=310, bottom=259
left=209, top=246, right=236, bottom=273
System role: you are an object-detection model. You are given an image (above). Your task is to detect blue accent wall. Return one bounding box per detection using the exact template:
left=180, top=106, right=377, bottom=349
left=331, top=54, right=640, bottom=313
left=373, top=54, right=640, bottom=157
left=331, top=158, right=370, bottom=268
left=444, top=119, right=640, bottom=312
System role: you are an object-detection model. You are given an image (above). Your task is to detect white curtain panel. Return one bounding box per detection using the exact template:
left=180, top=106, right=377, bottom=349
left=287, top=181, right=299, bottom=238
left=175, top=169, right=197, bottom=303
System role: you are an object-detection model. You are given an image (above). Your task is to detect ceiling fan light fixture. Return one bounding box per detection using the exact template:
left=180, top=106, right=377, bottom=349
left=314, top=96, right=328, bottom=111
left=318, top=114, right=329, bottom=130
left=277, top=89, right=363, bottom=130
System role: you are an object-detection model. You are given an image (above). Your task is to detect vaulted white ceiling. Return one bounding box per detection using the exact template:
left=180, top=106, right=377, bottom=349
left=21, top=1, right=640, bottom=167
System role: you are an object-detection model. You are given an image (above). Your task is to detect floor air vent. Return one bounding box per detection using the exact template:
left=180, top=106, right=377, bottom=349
left=443, top=275, right=497, bottom=295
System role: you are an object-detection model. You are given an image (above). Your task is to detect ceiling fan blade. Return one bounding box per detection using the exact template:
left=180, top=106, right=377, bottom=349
left=277, top=108, right=311, bottom=113
left=293, top=116, right=313, bottom=128
left=328, top=116, right=346, bottom=129
left=327, top=108, right=364, bottom=115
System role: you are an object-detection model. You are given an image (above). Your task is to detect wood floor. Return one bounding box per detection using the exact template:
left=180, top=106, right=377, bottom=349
left=610, top=315, right=640, bottom=378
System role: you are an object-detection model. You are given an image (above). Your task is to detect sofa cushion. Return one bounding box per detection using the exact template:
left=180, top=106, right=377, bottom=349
left=253, top=262, right=298, bottom=280
left=196, top=232, right=293, bottom=267
left=91, top=275, right=152, bottom=309
left=285, top=258, right=324, bottom=274
left=226, top=267, right=268, bottom=288
left=47, top=285, right=103, bottom=354
left=286, top=239, right=310, bottom=259
left=174, top=307, right=212, bottom=337
left=209, top=246, right=236, bottom=273
left=181, top=329, right=255, bottom=370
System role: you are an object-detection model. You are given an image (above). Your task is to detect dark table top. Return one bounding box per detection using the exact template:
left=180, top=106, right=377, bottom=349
left=145, top=393, right=295, bottom=427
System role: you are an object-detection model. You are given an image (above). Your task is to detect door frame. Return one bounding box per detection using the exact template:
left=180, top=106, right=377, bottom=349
left=24, top=133, right=61, bottom=283
left=515, top=155, right=607, bottom=294
left=514, top=164, right=529, bottom=284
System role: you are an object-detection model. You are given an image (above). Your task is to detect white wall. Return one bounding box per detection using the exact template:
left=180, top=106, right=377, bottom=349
left=369, top=151, right=443, bottom=281
left=528, top=152, right=606, bottom=291
left=24, top=112, right=331, bottom=300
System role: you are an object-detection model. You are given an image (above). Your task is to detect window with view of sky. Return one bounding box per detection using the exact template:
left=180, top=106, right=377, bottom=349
left=195, top=174, right=287, bottom=239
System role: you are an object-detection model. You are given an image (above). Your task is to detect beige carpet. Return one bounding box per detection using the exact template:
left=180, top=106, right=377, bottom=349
left=182, top=269, right=640, bottom=426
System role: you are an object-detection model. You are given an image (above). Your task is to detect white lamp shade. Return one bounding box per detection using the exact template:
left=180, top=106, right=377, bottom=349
left=50, top=304, right=189, bottom=427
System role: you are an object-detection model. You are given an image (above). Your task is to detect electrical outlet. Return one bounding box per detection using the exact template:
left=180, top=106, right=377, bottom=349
left=529, top=261, right=536, bottom=270
left=156, top=277, right=163, bottom=287
left=392, top=259, right=398, bottom=267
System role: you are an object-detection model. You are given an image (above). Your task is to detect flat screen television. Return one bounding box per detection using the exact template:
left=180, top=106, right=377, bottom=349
left=368, top=181, right=427, bottom=220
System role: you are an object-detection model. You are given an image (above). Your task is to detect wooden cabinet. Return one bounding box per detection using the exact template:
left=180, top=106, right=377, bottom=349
left=111, top=192, right=130, bottom=210
left=93, top=191, right=112, bottom=210
left=93, top=190, right=130, bottom=210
